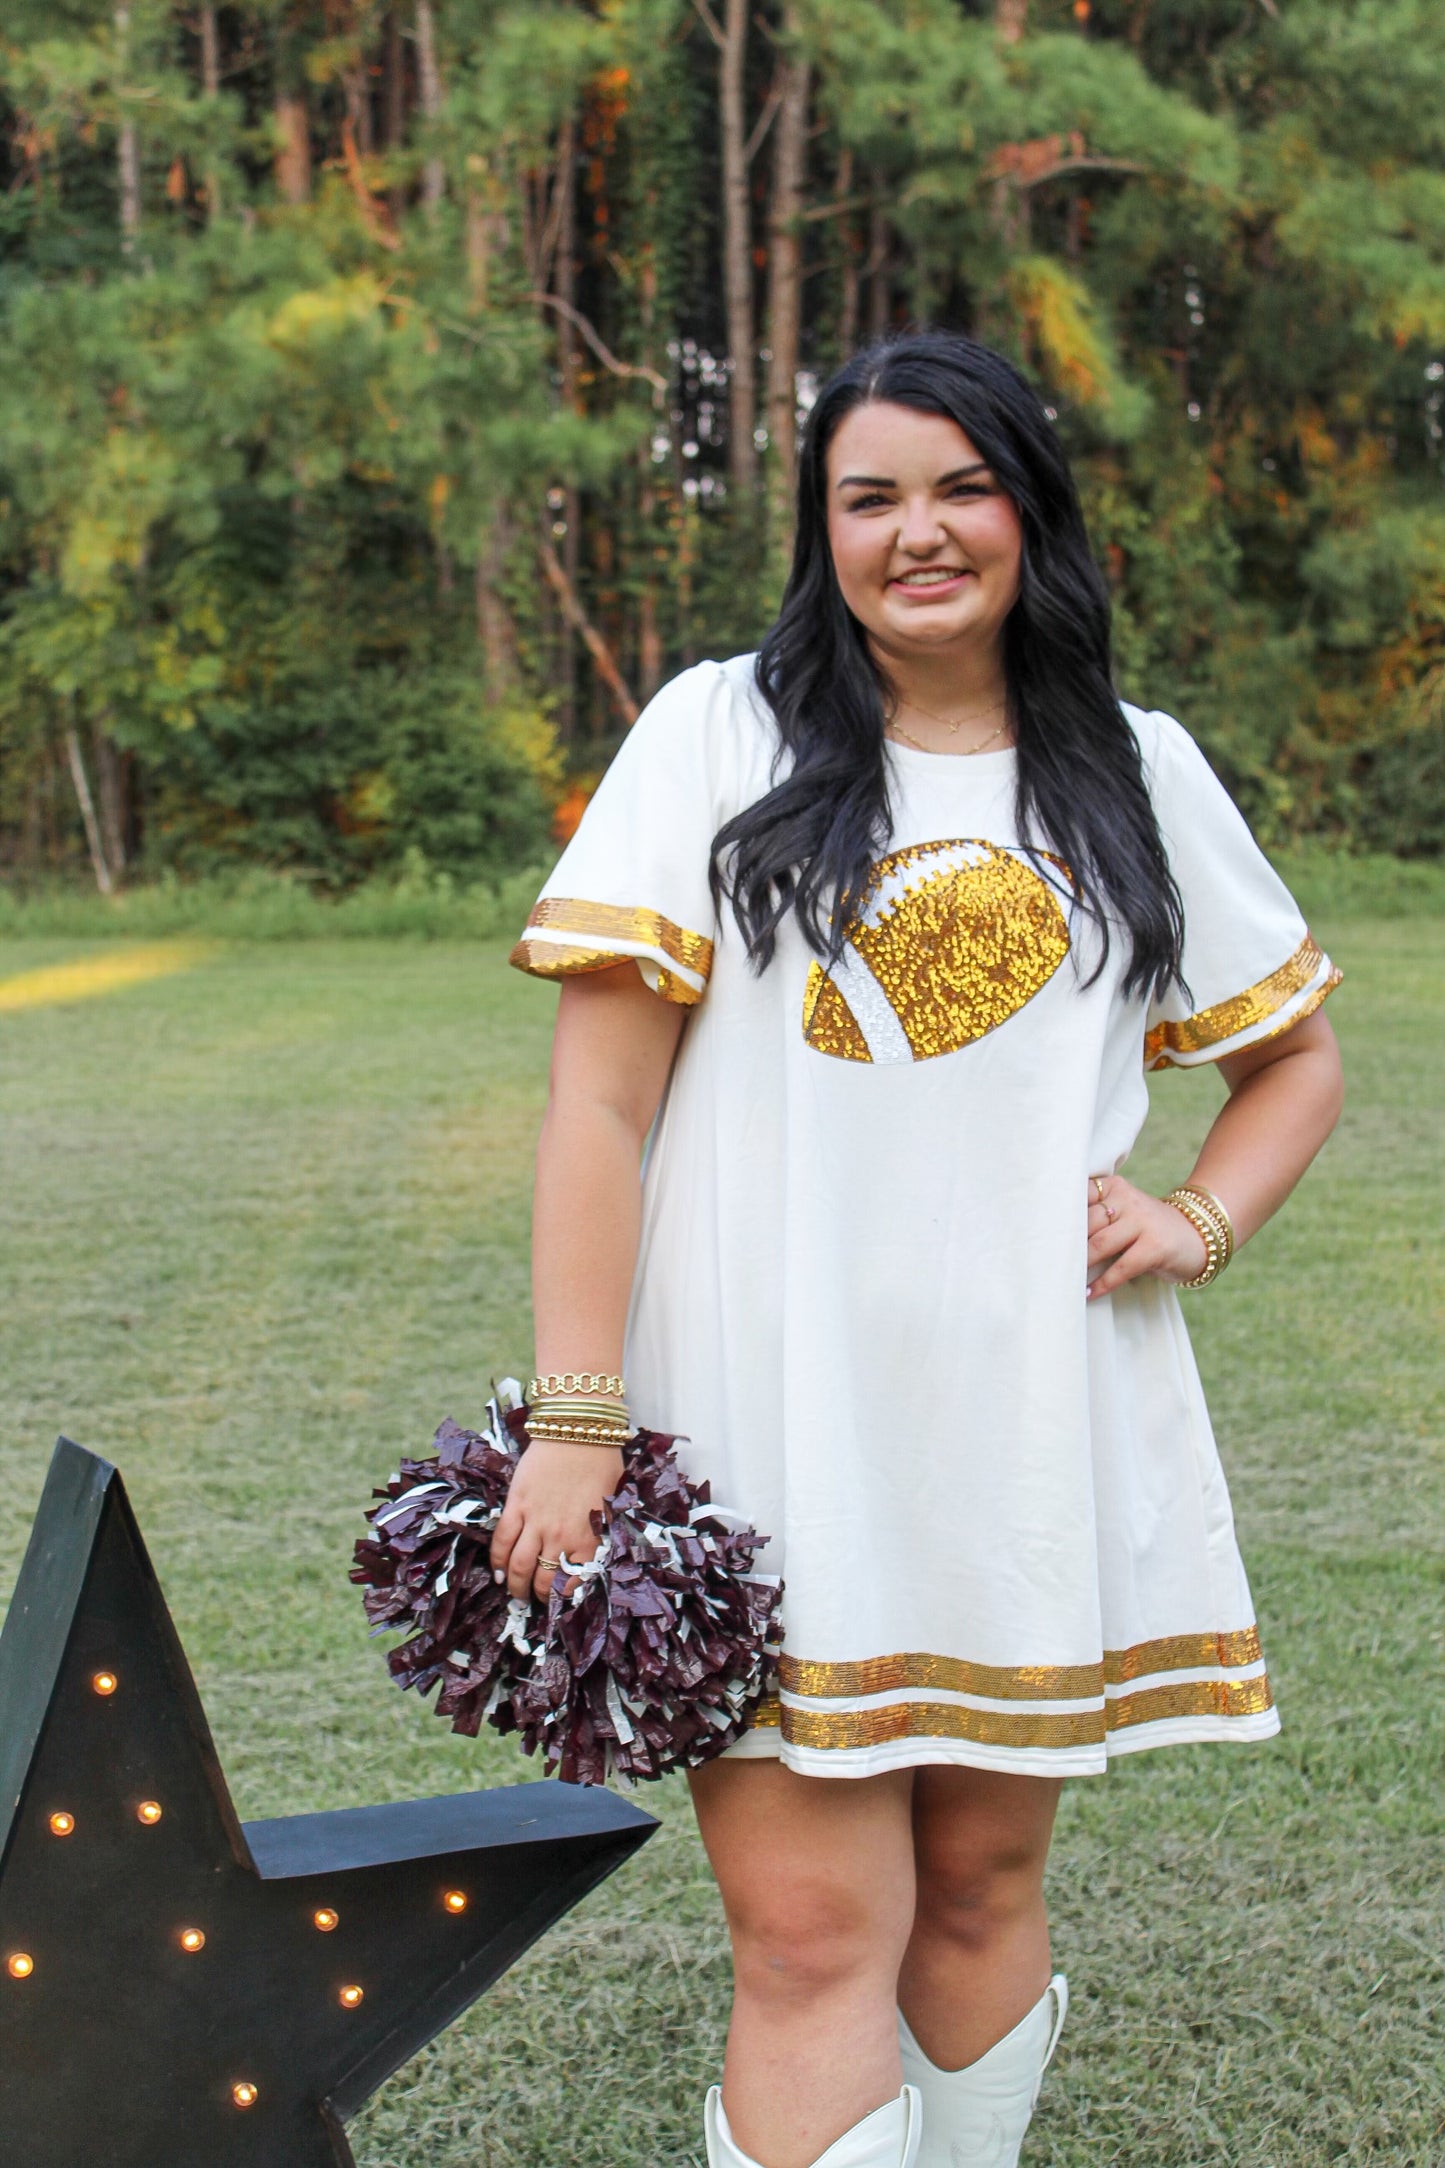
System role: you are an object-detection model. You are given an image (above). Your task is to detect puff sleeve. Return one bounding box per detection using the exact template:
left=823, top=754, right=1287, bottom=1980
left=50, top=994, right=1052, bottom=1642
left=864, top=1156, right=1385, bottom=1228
left=1137, top=709, right=1341, bottom=1070
left=509, top=661, right=741, bottom=1006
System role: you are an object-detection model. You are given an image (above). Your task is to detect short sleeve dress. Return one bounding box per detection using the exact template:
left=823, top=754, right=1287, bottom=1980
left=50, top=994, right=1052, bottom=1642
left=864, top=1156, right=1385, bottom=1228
left=510, top=656, right=1341, bottom=1780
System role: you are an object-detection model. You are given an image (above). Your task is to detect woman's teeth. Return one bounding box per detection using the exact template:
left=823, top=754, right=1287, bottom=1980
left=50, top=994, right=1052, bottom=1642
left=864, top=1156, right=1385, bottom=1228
left=894, top=568, right=966, bottom=585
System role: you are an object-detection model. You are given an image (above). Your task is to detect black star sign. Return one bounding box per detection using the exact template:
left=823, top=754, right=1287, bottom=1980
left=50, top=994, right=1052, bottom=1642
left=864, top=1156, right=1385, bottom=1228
left=0, top=1438, right=656, bottom=2165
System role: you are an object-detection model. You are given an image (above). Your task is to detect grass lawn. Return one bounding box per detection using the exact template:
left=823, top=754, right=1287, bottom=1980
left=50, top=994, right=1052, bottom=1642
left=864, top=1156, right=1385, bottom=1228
left=0, top=920, right=1440, bottom=2167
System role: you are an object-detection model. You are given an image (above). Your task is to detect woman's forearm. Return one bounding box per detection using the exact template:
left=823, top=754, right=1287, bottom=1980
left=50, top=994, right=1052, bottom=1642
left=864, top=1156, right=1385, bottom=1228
left=1186, top=1012, right=1344, bottom=1246
left=527, top=964, right=687, bottom=1378
left=531, top=1094, right=646, bottom=1376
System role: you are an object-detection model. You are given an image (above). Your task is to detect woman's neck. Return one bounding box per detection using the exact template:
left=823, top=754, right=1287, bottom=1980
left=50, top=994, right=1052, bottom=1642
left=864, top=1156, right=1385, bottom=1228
left=870, top=635, right=1008, bottom=722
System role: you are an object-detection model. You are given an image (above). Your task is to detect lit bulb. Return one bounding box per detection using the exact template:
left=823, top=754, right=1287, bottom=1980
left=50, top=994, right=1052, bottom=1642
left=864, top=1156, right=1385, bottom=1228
left=136, top=1800, right=163, bottom=1825
left=7, top=1954, right=34, bottom=1980
left=312, top=1907, right=339, bottom=1933
left=338, top=1984, right=364, bottom=2009
left=48, top=1812, right=76, bottom=1837
left=91, top=1671, right=118, bottom=1696
left=179, top=1928, right=206, bottom=1953
left=442, top=1889, right=468, bottom=1914
left=231, top=2081, right=259, bottom=2109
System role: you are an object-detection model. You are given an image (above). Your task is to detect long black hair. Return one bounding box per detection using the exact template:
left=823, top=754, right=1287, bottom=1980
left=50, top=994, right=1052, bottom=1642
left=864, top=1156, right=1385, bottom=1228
left=710, top=330, right=1185, bottom=1000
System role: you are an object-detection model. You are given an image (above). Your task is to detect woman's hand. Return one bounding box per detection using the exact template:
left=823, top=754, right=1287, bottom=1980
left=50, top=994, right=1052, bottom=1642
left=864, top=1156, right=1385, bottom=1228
left=490, top=1440, right=624, bottom=1603
left=1085, top=1173, right=1208, bottom=1300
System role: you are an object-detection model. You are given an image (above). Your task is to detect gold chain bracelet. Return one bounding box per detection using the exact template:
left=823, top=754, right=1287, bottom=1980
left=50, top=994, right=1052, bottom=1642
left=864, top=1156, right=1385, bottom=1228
left=527, top=1372, right=625, bottom=1401
left=1164, top=1185, right=1236, bottom=1288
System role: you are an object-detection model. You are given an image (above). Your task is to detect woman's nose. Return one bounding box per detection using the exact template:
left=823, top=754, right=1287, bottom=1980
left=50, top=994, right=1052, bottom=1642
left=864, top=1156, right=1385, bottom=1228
left=896, top=497, right=947, bottom=551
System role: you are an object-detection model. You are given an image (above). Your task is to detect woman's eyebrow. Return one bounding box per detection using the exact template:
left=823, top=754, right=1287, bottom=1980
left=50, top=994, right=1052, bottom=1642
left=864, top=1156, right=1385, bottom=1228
left=835, top=461, right=991, bottom=490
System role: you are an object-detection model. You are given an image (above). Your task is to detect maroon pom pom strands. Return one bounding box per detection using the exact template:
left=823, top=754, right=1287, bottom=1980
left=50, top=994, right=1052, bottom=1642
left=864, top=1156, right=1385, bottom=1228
left=352, top=1385, right=783, bottom=1786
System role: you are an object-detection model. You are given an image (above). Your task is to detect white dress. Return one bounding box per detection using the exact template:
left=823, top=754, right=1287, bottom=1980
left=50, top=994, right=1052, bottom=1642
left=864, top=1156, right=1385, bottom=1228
left=511, top=656, right=1340, bottom=1780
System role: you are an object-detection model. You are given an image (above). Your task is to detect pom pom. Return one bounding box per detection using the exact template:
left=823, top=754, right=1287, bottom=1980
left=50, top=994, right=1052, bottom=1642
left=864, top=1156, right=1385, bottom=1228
left=352, top=1383, right=782, bottom=1785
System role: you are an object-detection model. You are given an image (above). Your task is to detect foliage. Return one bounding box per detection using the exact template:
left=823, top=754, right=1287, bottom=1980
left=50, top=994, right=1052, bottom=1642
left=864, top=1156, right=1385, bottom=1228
left=1, top=0, right=1442, bottom=891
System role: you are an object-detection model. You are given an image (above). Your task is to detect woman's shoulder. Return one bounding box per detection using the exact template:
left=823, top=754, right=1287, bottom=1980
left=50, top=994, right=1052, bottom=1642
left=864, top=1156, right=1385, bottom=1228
left=1118, top=700, right=1214, bottom=795
left=627, top=654, right=777, bottom=793
left=645, top=652, right=769, bottom=729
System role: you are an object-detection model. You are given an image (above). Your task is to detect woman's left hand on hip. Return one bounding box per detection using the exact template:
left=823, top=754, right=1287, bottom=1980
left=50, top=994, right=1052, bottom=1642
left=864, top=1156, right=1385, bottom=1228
left=1084, top=1173, right=1208, bottom=1299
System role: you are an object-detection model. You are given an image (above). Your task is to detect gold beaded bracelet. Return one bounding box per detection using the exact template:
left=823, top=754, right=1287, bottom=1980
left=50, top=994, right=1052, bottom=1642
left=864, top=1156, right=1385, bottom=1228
left=1164, top=1184, right=1236, bottom=1288
left=527, top=1373, right=626, bottom=1401
left=526, top=1419, right=631, bottom=1449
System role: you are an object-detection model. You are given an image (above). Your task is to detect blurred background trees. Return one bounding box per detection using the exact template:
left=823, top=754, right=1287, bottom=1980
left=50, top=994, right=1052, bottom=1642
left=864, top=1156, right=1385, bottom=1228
left=1, top=0, right=1441, bottom=891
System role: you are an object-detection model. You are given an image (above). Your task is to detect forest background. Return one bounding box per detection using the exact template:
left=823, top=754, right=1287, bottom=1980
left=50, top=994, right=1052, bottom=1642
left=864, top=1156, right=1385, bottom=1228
left=2, top=0, right=1444, bottom=900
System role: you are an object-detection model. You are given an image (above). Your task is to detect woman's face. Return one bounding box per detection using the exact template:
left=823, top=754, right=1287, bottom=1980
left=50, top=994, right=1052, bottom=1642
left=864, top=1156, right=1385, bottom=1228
left=824, top=401, right=1024, bottom=667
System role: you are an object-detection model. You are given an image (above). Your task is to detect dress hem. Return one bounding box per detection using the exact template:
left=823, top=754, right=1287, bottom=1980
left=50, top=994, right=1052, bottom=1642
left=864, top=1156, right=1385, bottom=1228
left=725, top=1706, right=1281, bottom=1779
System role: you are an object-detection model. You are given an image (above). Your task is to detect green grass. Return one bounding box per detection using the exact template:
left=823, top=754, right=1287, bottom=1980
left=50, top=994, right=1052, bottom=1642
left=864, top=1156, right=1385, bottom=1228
left=0, top=843, right=1441, bottom=944
left=0, top=921, right=1440, bottom=2167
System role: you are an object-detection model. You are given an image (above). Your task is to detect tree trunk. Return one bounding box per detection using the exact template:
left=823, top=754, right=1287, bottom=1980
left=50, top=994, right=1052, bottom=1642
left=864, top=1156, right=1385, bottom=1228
left=836, top=147, right=859, bottom=352
left=765, top=21, right=810, bottom=489
left=997, top=0, right=1028, bottom=40
left=553, top=117, right=580, bottom=739
left=637, top=508, right=662, bottom=699
left=199, top=3, right=222, bottom=219
left=867, top=194, right=891, bottom=338
left=66, top=728, right=115, bottom=896
left=538, top=540, right=638, bottom=728
left=719, top=0, right=756, bottom=493
left=476, top=504, right=518, bottom=693
left=384, top=9, right=406, bottom=219
left=93, top=725, right=129, bottom=883
left=275, top=94, right=311, bottom=203
left=415, top=0, right=445, bottom=214
left=115, top=6, right=141, bottom=252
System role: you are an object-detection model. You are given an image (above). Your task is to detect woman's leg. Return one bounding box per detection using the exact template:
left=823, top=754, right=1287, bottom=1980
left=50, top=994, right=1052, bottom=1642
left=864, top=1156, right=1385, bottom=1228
left=689, top=1757, right=918, bottom=2168
left=898, top=1767, right=1062, bottom=2068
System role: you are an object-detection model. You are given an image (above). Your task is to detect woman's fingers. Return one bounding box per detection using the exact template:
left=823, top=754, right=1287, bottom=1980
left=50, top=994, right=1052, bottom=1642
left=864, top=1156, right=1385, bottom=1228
left=490, top=1497, right=521, bottom=1587
left=492, top=1439, right=622, bottom=1603
left=505, top=1527, right=541, bottom=1603
left=1085, top=1176, right=1212, bottom=1296
left=1087, top=1238, right=1150, bottom=1298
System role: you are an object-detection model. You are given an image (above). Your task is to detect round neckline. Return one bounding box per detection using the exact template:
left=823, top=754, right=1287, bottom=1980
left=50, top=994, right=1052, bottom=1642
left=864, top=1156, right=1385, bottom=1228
left=883, top=737, right=1017, bottom=775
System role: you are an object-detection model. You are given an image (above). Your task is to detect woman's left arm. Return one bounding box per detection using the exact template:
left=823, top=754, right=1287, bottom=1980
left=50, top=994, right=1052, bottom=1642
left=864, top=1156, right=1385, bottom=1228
left=1086, top=1010, right=1345, bottom=1299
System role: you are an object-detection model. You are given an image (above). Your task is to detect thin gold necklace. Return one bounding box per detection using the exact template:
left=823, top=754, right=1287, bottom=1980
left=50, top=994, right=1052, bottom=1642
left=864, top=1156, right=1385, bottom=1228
left=887, top=715, right=1010, bottom=756
left=905, top=692, right=1007, bottom=735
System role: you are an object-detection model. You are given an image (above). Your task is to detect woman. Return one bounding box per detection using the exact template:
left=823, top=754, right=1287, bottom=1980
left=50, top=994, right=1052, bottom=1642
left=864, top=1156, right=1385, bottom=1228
left=497, top=331, right=1344, bottom=2168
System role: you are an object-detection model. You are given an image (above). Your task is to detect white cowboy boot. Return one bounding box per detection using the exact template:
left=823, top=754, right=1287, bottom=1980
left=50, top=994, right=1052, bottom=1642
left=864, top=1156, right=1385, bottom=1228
left=705, top=2083, right=922, bottom=2168
left=897, top=1975, right=1067, bottom=2168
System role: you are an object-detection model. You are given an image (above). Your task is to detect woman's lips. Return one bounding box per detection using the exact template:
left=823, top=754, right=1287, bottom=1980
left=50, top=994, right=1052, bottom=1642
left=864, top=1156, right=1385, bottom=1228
left=887, top=568, right=976, bottom=597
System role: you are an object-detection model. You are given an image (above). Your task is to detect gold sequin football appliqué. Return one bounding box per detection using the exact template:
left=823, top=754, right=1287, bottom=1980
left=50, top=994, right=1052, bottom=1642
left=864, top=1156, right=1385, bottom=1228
left=802, top=840, right=1072, bottom=1064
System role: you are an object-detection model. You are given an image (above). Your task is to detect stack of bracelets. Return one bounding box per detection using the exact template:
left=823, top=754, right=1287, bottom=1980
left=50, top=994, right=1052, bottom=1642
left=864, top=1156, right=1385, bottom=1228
left=525, top=1372, right=632, bottom=1448
left=1162, top=1184, right=1236, bottom=1289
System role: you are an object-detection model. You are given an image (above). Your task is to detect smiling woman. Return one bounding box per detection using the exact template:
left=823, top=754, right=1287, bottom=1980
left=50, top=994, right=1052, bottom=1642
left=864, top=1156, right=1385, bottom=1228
left=826, top=417, right=1022, bottom=756
left=504, top=330, right=1343, bottom=2168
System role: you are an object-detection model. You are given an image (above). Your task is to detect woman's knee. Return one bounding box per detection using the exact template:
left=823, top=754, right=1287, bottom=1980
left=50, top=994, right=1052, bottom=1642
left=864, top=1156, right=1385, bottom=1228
left=912, top=1774, right=1060, bottom=1949
left=726, top=1873, right=909, bottom=2005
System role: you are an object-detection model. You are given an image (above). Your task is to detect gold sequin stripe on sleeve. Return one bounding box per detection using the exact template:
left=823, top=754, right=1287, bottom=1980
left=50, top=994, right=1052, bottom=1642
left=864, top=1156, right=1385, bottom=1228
left=508, top=898, right=714, bottom=1004
left=1145, top=934, right=1341, bottom=1069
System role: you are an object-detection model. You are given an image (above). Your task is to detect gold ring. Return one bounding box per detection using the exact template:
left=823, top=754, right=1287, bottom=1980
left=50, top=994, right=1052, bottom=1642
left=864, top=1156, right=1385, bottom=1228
left=1104, top=1202, right=1118, bottom=1224
left=1091, top=1175, right=1108, bottom=1206
left=536, top=1556, right=560, bottom=1572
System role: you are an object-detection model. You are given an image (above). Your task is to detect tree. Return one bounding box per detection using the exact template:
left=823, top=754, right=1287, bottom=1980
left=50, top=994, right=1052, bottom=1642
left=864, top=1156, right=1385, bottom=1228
left=0, top=0, right=1441, bottom=889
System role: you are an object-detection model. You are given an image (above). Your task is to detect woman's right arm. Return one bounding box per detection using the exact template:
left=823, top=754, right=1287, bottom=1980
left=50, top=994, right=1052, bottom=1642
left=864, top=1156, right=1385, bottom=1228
left=490, top=964, right=687, bottom=1602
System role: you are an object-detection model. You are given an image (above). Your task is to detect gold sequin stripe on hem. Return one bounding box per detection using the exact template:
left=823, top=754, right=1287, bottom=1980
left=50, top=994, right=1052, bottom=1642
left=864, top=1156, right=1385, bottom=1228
left=778, top=1625, right=1264, bottom=1704
left=777, top=1673, right=1274, bottom=1755
left=509, top=897, right=714, bottom=1003
left=1144, top=934, right=1341, bottom=1068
